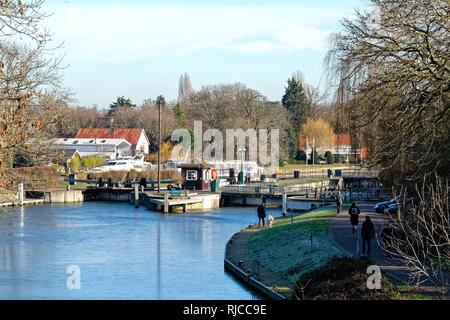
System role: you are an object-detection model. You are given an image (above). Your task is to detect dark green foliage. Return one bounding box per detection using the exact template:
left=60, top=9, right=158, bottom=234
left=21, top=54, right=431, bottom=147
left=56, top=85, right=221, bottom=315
left=282, top=77, right=308, bottom=130
left=295, top=149, right=307, bottom=163
left=173, top=103, right=186, bottom=126
left=109, top=96, right=136, bottom=111
left=308, top=149, right=319, bottom=165
left=156, top=95, right=166, bottom=106
left=324, top=151, right=334, bottom=164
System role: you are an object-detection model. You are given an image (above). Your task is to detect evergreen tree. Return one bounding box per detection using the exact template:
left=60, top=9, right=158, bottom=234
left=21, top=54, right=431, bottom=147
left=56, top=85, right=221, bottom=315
left=173, top=102, right=186, bottom=127
left=109, top=96, right=136, bottom=112
left=282, top=77, right=308, bottom=130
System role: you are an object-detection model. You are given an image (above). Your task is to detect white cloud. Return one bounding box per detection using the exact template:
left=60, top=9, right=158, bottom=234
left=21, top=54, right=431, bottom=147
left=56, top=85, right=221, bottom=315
left=222, top=40, right=288, bottom=54
left=47, top=4, right=345, bottom=62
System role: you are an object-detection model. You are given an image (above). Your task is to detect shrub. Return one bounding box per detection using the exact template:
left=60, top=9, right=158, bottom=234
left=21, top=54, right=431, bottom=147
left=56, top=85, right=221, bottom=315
left=324, top=151, right=334, bottom=164
left=69, top=156, right=81, bottom=173
left=7, top=166, right=61, bottom=189
left=81, top=156, right=106, bottom=170
left=293, top=256, right=410, bottom=300
left=308, top=150, right=319, bottom=165
left=295, top=150, right=307, bottom=163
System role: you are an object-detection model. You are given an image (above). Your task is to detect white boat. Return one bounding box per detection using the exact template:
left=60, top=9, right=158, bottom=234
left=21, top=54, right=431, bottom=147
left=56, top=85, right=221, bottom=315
left=90, top=156, right=154, bottom=173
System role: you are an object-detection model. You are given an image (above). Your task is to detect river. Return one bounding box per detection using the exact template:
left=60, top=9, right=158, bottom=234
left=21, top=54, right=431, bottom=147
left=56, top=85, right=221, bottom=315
left=0, top=202, right=266, bottom=300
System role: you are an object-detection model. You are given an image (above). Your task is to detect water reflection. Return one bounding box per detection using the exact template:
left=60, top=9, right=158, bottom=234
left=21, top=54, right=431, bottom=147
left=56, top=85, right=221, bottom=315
left=0, top=203, right=261, bottom=300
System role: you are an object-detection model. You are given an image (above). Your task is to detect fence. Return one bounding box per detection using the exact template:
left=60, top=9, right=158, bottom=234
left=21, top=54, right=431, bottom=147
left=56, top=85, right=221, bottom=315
left=11, top=180, right=49, bottom=191
left=220, top=183, right=325, bottom=196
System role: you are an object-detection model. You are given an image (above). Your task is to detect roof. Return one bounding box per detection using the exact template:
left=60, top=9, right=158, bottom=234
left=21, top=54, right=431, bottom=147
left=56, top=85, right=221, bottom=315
left=335, top=134, right=352, bottom=146
left=62, top=149, right=80, bottom=157
left=54, top=138, right=131, bottom=147
left=178, top=163, right=213, bottom=169
left=75, top=128, right=147, bottom=145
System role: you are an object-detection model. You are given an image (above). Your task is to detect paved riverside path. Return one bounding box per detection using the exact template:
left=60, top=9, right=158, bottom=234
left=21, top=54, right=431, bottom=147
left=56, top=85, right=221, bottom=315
left=330, top=202, right=449, bottom=299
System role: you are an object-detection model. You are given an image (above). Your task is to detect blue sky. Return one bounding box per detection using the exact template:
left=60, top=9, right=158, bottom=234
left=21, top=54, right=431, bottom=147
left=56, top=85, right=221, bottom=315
left=44, top=0, right=368, bottom=108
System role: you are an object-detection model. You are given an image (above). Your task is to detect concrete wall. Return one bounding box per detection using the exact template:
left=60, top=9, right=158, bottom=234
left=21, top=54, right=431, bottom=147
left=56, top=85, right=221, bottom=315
left=44, top=190, right=84, bottom=203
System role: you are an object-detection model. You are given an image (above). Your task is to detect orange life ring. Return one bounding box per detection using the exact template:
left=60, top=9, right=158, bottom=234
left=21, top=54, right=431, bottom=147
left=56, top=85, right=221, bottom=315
left=211, top=169, right=218, bottom=180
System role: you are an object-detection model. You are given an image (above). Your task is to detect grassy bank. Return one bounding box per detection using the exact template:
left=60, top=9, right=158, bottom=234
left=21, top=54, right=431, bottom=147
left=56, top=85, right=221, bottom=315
left=248, top=208, right=348, bottom=292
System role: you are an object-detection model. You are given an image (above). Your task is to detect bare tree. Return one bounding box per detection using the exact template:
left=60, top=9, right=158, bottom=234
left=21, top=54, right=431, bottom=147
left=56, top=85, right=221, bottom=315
left=326, top=0, right=450, bottom=181
left=0, top=0, right=67, bottom=183
left=381, top=176, right=449, bottom=298
left=0, top=0, right=48, bottom=41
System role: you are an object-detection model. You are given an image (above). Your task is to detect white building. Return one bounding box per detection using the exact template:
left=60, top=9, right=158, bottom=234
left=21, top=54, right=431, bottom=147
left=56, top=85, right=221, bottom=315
left=75, top=128, right=150, bottom=155
left=54, top=138, right=132, bottom=159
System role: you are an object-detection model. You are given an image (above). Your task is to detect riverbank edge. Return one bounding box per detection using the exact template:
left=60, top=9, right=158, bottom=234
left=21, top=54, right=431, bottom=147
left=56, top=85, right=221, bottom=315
left=224, top=206, right=349, bottom=300
left=224, top=227, right=287, bottom=300
left=0, top=199, right=44, bottom=208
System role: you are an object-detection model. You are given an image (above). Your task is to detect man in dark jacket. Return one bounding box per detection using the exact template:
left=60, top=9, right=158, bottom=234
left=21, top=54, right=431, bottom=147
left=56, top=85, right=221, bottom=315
left=361, top=216, right=375, bottom=256
left=257, top=203, right=266, bottom=228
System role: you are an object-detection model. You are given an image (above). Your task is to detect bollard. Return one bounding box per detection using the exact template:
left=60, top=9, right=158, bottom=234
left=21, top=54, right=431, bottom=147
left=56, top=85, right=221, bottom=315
left=134, top=184, right=139, bottom=208
left=355, top=226, right=360, bottom=256
left=18, top=181, right=24, bottom=206
left=282, top=194, right=287, bottom=216
left=164, top=193, right=169, bottom=214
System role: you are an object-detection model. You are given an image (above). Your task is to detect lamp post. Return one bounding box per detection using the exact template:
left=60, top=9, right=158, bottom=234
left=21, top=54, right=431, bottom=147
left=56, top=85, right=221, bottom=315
left=157, top=96, right=165, bottom=194
left=238, top=147, right=246, bottom=185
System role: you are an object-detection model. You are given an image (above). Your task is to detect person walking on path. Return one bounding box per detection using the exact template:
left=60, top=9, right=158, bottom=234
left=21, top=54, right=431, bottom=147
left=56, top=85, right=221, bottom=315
left=361, top=216, right=375, bottom=256
left=348, top=202, right=361, bottom=235
left=336, top=191, right=342, bottom=214
left=257, top=203, right=266, bottom=228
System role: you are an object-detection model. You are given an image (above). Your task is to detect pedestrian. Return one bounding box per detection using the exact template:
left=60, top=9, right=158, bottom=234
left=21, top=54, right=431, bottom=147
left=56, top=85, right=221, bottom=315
left=257, top=203, right=266, bottom=228
left=348, top=202, right=360, bottom=235
left=267, top=213, right=275, bottom=228
left=361, top=216, right=375, bottom=256
left=336, top=191, right=342, bottom=214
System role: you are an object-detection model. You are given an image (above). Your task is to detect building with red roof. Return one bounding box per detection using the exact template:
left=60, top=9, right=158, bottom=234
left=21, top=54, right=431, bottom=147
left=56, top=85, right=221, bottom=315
left=76, top=128, right=149, bottom=155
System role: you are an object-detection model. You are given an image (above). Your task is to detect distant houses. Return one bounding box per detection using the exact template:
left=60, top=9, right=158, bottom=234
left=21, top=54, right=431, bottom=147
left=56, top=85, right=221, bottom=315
left=75, top=128, right=149, bottom=155
left=298, top=133, right=363, bottom=163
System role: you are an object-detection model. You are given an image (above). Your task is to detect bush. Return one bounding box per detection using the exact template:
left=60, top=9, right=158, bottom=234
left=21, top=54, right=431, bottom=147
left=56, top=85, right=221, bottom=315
left=324, top=151, right=334, bottom=164
left=293, top=256, right=410, bottom=300
left=69, top=157, right=81, bottom=173
left=295, top=150, right=307, bottom=163
left=81, top=156, right=106, bottom=170
left=7, top=166, right=61, bottom=189
left=308, top=150, right=319, bottom=165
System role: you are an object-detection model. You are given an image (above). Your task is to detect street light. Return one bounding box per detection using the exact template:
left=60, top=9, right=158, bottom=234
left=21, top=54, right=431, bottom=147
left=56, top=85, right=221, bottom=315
left=237, top=147, right=246, bottom=185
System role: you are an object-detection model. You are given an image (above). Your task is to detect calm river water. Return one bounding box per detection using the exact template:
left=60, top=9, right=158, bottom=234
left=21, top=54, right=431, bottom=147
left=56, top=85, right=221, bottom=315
left=0, top=202, right=265, bottom=299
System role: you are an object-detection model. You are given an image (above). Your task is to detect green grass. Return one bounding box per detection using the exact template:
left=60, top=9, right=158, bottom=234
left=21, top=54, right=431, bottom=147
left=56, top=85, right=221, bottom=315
left=248, top=208, right=348, bottom=289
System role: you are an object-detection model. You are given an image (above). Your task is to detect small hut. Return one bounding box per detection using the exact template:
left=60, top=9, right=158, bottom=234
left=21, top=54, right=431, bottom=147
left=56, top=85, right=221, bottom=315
left=179, top=164, right=214, bottom=191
